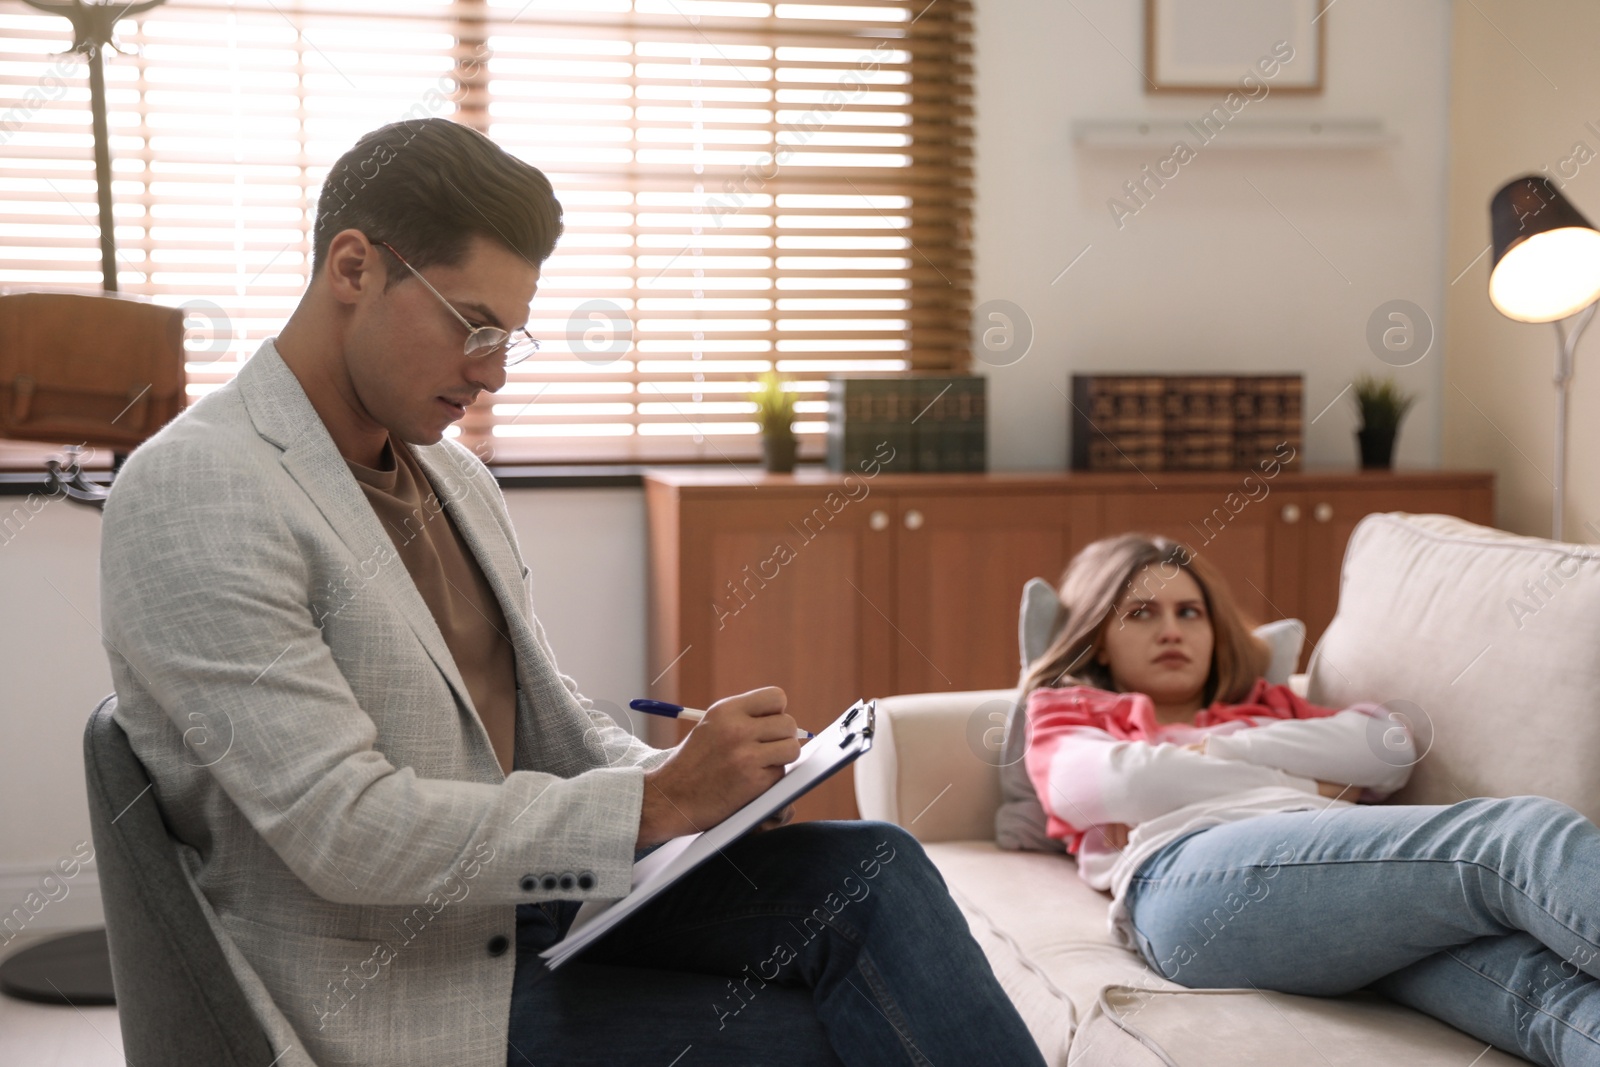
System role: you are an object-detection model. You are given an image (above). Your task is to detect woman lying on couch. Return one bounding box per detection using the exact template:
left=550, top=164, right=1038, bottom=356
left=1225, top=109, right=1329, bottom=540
left=1022, top=533, right=1600, bottom=1067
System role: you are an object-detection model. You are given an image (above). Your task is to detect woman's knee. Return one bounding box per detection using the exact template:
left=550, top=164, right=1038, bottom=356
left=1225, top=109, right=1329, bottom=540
left=1526, top=794, right=1580, bottom=816
left=1496, top=795, right=1585, bottom=829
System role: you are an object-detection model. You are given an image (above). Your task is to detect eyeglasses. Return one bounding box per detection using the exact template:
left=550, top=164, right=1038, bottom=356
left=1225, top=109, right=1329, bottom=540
left=375, top=239, right=540, bottom=367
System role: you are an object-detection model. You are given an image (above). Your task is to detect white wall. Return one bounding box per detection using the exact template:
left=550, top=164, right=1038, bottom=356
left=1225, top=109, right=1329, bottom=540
left=500, top=488, right=650, bottom=730
left=0, top=487, right=648, bottom=934
left=0, top=495, right=110, bottom=933
left=973, top=0, right=1453, bottom=472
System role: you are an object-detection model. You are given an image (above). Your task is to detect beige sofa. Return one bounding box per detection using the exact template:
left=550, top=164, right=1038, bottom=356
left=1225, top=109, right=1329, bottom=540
left=855, top=513, right=1600, bottom=1066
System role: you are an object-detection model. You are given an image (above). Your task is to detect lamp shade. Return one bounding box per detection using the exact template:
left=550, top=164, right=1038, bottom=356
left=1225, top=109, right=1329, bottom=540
left=1489, top=175, right=1600, bottom=323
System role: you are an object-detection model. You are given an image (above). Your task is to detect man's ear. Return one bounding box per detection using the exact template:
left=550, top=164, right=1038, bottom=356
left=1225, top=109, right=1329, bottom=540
left=324, top=229, right=384, bottom=307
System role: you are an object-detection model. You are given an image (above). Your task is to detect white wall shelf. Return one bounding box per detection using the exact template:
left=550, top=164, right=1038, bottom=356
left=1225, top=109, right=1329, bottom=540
left=1072, top=118, right=1394, bottom=150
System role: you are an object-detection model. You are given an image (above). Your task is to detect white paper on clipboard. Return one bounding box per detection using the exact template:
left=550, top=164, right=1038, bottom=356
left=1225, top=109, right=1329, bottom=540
left=540, top=698, right=876, bottom=970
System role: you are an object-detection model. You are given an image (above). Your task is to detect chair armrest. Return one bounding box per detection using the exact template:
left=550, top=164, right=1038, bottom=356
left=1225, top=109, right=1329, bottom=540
left=857, top=689, right=1012, bottom=843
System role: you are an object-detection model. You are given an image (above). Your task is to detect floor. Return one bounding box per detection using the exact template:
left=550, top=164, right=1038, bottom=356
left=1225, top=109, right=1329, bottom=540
left=0, top=930, right=125, bottom=1067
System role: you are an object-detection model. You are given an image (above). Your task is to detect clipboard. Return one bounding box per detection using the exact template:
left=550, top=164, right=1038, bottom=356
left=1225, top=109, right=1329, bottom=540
left=540, top=698, right=877, bottom=970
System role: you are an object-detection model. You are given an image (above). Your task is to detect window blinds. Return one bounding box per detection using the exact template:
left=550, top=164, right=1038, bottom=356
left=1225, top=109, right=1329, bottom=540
left=0, top=0, right=972, bottom=465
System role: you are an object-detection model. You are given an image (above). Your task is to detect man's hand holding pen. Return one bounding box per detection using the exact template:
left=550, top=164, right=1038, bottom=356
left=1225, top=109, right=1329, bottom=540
left=635, top=686, right=802, bottom=848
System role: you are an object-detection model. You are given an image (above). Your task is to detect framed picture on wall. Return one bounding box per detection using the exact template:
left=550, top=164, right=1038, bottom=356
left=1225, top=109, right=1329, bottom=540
left=1144, top=0, right=1326, bottom=93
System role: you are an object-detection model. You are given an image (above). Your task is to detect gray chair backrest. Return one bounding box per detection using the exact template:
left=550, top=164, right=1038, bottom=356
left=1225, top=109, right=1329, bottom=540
left=83, top=694, right=278, bottom=1066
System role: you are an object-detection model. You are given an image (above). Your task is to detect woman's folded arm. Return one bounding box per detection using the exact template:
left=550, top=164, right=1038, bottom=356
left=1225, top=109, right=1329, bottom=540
left=1036, top=728, right=1322, bottom=832
left=1200, top=706, right=1414, bottom=799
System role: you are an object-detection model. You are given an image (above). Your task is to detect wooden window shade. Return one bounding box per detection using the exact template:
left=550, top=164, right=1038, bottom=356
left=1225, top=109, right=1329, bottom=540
left=0, top=0, right=973, bottom=466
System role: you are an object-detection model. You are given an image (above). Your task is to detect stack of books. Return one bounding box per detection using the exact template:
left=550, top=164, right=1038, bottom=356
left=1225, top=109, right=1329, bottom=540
left=826, top=376, right=987, bottom=473
left=1069, top=374, right=1302, bottom=472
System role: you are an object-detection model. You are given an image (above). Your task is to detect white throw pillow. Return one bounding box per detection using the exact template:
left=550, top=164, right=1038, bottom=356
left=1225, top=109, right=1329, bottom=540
left=1310, top=513, right=1600, bottom=820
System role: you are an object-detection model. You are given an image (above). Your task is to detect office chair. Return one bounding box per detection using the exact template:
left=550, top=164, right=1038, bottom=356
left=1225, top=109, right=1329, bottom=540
left=82, top=694, right=277, bottom=1066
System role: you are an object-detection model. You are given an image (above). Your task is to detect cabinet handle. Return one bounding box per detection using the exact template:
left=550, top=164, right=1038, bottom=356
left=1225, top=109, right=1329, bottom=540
left=904, top=508, right=925, bottom=531
left=1313, top=502, right=1333, bottom=523
left=869, top=509, right=889, bottom=531
left=1281, top=504, right=1301, bottom=524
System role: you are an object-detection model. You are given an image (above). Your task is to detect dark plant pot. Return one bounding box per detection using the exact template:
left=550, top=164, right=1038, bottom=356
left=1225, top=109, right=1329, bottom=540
left=1356, top=426, right=1396, bottom=469
left=762, top=429, right=798, bottom=473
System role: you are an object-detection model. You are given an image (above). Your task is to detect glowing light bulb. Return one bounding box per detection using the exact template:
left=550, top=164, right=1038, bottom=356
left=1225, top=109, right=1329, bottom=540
left=1489, top=226, right=1600, bottom=322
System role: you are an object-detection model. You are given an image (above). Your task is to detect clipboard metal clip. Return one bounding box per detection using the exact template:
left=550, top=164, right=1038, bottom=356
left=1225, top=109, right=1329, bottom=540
left=840, top=699, right=876, bottom=747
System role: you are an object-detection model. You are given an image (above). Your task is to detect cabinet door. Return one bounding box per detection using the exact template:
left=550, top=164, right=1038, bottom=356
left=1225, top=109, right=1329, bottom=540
left=671, top=493, right=894, bottom=822
left=893, top=494, right=1087, bottom=694
left=1298, top=486, right=1477, bottom=655
left=1100, top=487, right=1301, bottom=628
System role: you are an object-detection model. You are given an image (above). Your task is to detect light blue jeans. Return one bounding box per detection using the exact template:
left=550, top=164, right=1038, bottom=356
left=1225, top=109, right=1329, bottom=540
left=1124, top=795, right=1600, bottom=1067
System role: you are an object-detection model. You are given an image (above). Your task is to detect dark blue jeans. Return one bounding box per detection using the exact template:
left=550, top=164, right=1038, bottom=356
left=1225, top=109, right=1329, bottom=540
left=1124, top=796, right=1600, bottom=1067
left=506, top=821, right=1045, bottom=1066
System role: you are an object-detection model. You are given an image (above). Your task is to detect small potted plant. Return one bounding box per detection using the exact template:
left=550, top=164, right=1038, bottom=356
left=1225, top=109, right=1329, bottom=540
left=1350, top=373, right=1416, bottom=469
left=750, top=369, right=798, bottom=473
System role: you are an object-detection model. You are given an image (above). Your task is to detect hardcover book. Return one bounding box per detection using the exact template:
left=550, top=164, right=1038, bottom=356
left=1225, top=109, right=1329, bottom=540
left=826, top=375, right=987, bottom=473
left=1070, top=374, right=1302, bottom=472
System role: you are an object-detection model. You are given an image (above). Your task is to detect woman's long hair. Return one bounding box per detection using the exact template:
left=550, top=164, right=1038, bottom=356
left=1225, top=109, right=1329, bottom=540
left=1019, top=534, right=1269, bottom=706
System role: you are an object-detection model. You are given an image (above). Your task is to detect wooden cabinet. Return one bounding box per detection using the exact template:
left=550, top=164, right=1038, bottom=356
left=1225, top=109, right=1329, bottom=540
left=645, top=468, right=1493, bottom=821
left=643, top=481, right=895, bottom=825
left=891, top=493, right=1098, bottom=695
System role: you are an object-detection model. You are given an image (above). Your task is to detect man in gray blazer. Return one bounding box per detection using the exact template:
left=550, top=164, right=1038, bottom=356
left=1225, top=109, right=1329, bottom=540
left=99, top=117, right=1043, bottom=1067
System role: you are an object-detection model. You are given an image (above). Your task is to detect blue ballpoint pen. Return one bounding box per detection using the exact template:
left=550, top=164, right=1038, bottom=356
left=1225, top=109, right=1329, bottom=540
left=629, top=699, right=814, bottom=740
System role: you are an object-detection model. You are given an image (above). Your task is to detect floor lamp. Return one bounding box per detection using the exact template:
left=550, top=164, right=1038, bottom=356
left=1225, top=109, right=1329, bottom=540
left=1488, top=175, right=1600, bottom=541
left=18, top=0, right=166, bottom=291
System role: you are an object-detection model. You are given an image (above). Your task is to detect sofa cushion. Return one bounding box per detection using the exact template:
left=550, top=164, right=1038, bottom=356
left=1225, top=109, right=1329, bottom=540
left=1071, top=985, right=1530, bottom=1066
left=1019, top=576, right=1064, bottom=670
left=925, top=841, right=1173, bottom=1063
left=925, top=841, right=1533, bottom=1067
left=1309, top=513, right=1600, bottom=821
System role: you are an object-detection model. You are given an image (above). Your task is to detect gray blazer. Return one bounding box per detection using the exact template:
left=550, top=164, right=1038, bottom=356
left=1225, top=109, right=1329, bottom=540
left=99, top=339, right=669, bottom=1067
